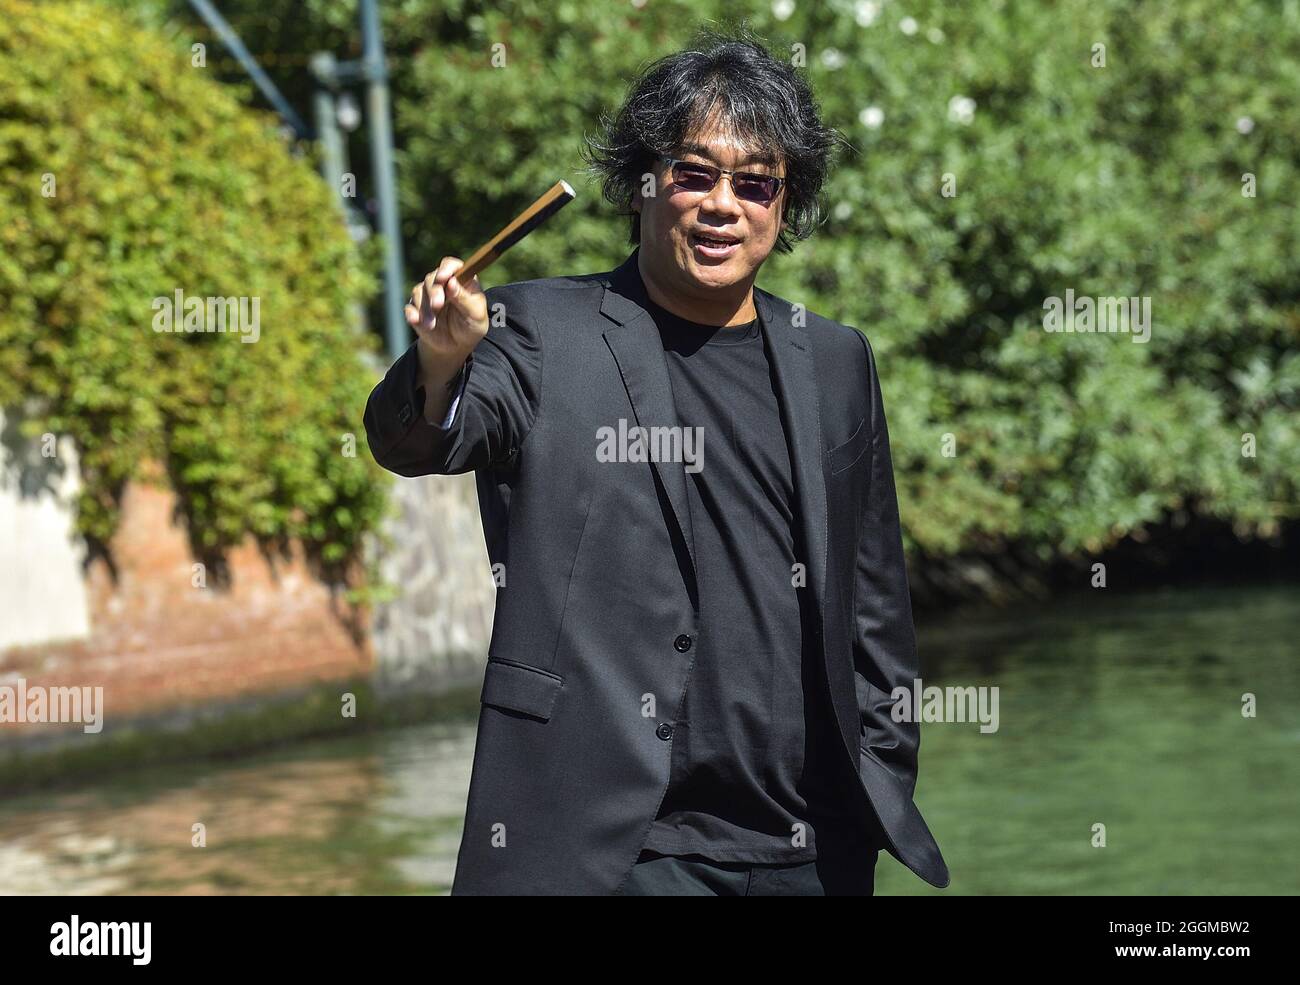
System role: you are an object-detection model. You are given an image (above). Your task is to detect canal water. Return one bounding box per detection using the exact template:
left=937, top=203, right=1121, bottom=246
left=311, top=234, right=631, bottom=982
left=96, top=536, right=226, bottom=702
left=1, top=582, right=1295, bottom=894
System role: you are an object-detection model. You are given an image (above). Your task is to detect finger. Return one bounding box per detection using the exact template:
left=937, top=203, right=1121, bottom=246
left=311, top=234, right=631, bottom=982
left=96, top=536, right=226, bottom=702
left=405, top=285, right=423, bottom=324
left=435, top=256, right=464, bottom=284
left=449, top=272, right=484, bottom=304
left=421, top=272, right=445, bottom=317
left=420, top=282, right=439, bottom=326
left=447, top=274, right=480, bottom=310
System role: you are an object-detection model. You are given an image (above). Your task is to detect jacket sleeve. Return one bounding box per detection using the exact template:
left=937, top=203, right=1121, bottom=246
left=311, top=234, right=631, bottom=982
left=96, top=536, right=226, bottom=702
left=362, top=285, right=542, bottom=477
left=438, top=366, right=470, bottom=429
left=851, top=329, right=923, bottom=800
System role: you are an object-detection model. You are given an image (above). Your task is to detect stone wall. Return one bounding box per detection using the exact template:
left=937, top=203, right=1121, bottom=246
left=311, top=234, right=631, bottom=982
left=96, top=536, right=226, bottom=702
left=369, top=471, right=497, bottom=697
left=0, top=399, right=497, bottom=751
left=0, top=408, right=92, bottom=652
left=0, top=474, right=372, bottom=744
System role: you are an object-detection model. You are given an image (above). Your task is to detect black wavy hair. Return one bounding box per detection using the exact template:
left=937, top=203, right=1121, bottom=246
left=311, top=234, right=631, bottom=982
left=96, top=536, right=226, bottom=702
left=580, top=23, right=847, bottom=255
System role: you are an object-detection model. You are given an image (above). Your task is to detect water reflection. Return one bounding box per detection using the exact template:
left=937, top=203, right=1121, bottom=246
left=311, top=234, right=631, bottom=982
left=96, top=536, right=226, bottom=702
left=0, top=583, right=1295, bottom=895
left=0, top=721, right=476, bottom=895
left=878, top=582, right=1299, bottom=895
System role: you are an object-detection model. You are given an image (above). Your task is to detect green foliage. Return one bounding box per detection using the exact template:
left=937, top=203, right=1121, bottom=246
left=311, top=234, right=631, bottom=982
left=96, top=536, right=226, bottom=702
left=387, top=0, right=1300, bottom=558
left=41, top=1, right=1300, bottom=563
left=781, top=0, right=1300, bottom=557
left=0, top=0, right=388, bottom=578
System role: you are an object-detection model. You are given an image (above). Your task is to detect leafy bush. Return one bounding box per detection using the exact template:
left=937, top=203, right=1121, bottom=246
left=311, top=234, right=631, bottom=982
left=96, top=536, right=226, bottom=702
left=48, top=1, right=1300, bottom=569
left=390, top=0, right=1300, bottom=560
left=0, top=0, right=389, bottom=580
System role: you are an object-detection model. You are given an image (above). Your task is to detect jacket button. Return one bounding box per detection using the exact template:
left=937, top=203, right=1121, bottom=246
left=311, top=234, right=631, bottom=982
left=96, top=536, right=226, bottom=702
left=673, top=634, right=692, bottom=652
left=656, top=723, right=674, bottom=740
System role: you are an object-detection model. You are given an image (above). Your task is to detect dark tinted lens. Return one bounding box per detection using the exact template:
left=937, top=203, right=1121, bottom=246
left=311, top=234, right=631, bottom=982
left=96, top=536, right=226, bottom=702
left=734, top=173, right=778, bottom=203
left=672, top=162, right=718, bottom=192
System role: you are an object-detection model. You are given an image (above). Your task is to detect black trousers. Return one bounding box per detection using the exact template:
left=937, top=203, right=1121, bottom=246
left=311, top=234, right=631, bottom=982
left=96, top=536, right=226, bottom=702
left=619, top=847, right=880, bottom=896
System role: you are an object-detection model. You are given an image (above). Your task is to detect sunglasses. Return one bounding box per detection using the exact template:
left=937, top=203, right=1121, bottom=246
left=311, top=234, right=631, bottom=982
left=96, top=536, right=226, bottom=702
left=659, top=154, right=786, bottom=205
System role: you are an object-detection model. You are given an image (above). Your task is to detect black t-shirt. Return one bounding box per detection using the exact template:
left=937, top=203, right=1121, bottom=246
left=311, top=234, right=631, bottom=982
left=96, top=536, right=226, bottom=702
left=640, top=294, right=856, bottom=864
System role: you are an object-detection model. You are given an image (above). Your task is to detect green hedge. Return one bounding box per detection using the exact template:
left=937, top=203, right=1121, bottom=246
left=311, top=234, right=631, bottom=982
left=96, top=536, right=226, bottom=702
left=46, top=1, right=1300, bottom=566
left=0, top=0, right=388, bottom=580
left=388, top=0, right=1300, bottom=558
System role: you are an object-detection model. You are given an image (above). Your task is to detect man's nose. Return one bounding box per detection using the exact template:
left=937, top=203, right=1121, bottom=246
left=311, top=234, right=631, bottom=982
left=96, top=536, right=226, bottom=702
left=700, top=174, right=745, bottom=216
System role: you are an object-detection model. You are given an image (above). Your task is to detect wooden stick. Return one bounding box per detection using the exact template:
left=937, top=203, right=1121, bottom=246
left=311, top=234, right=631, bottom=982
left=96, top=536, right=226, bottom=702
left=457, top=179, right=577, bottom=281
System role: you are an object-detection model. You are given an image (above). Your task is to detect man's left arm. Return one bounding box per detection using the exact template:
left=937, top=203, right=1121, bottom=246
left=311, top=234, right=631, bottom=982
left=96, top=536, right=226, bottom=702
left=851, top=330, right=923, bottom=799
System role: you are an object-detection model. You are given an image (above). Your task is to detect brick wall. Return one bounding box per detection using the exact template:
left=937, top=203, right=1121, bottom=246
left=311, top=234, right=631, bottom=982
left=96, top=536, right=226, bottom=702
left=0, top=473, right=372, bottom=740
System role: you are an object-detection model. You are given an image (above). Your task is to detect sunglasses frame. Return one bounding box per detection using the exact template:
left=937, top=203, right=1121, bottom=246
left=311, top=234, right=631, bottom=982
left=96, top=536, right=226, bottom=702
left=658, top=154, right=786, bottom=206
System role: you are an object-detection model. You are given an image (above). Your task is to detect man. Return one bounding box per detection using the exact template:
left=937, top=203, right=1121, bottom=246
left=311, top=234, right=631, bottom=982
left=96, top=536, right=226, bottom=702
left=363, top=30, right=949, bottom=896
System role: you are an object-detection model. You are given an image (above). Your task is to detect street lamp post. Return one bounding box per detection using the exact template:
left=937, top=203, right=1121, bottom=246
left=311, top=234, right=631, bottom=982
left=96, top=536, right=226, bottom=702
left=359, top=0, right=408, bottom=361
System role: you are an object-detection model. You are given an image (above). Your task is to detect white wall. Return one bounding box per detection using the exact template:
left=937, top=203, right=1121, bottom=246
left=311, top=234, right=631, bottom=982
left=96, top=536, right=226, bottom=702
left=0, top=406, right=92, bottom=652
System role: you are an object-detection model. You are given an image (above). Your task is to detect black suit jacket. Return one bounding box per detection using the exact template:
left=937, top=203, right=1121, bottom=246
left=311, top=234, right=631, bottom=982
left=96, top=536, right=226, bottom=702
left=363, top=247, right=950, bottom=894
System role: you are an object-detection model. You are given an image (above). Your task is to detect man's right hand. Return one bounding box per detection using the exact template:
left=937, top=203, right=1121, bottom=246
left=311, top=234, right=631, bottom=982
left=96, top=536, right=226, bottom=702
left=405, top=256, right=489, bottom=423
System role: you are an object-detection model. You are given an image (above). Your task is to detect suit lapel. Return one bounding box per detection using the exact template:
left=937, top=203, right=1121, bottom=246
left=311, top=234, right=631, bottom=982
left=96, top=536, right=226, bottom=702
left=601, top=252, right=699, bottom=581
left=753, top=287, right=829, bottom=624
left=599, top=249, right=829, bottom=622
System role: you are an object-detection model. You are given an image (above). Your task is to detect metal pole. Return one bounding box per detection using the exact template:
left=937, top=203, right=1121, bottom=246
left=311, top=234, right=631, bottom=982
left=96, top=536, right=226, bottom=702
left=359, top=0, right=408, bottom=360
left=310, top=54, right=346, bottom=203
left=187, top=0, right=311, bottom=139
left=311, top=56, right=369, bottom=340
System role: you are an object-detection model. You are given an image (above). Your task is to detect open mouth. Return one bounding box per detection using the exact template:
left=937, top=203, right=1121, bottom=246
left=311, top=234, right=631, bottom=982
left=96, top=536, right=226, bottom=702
left=690, top=232, right=741, bottom=257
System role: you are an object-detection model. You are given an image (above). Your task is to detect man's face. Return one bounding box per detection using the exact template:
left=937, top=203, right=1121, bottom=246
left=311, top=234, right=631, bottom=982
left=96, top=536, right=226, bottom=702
left=634, top=132, right=787, bottom=296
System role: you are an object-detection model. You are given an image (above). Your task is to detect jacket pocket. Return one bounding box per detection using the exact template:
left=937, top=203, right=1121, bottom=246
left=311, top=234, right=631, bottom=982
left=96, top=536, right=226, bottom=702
left=480, top=657, right=564, bottom=722
left=828, top=415, right=871, bottom=475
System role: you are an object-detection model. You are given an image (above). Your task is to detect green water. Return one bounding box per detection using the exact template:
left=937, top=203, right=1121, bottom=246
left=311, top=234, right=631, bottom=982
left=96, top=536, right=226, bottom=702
left=1, top=583, right=1295, bottom=895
